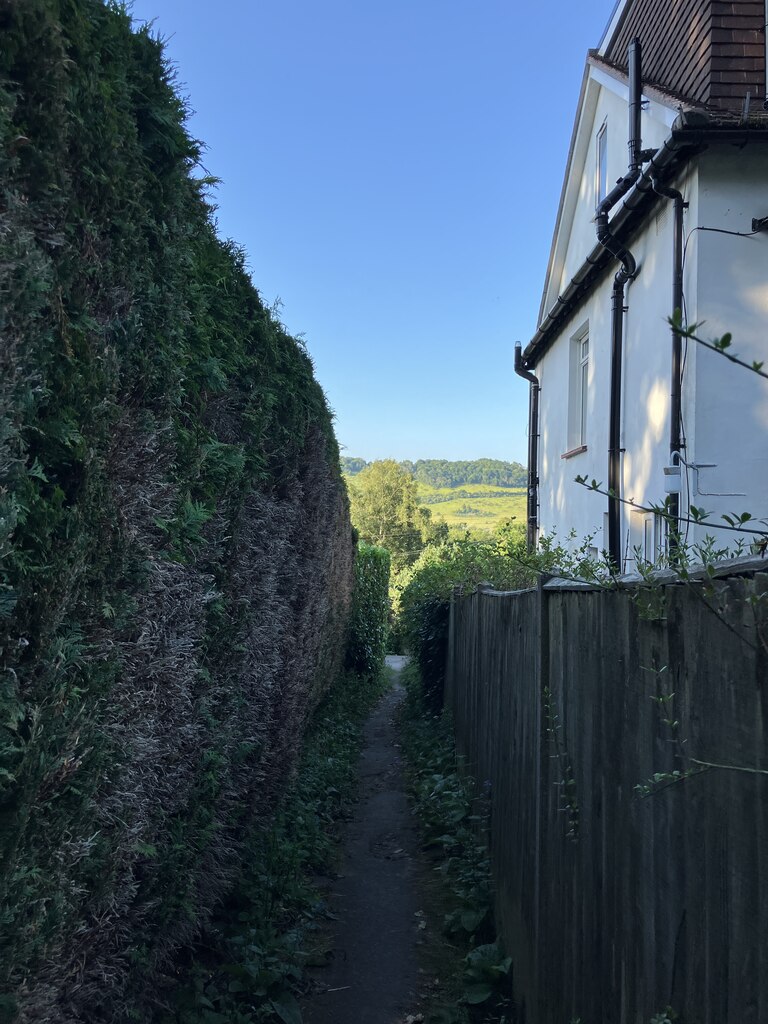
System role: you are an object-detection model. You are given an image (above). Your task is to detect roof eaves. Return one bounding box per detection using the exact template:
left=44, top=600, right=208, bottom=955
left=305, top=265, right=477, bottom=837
left=523, top=117, right=768, bottom=368
left=588, top=52, right=707, bottom=112
left=537, top=54, right=703, bottom=332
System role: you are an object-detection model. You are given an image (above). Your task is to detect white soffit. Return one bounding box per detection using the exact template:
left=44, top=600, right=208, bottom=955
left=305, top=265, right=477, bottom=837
left=590, top=61, right=681, bottom=127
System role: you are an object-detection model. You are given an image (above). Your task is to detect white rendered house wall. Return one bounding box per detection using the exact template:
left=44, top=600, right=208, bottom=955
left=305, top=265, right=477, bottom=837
left=541, top=65, right=677, bottom=321
left=535, top=144, right=768, bottom=560
left=687, top=145, right=768, bottom=548
left=534, top=75, right=693, bottom=558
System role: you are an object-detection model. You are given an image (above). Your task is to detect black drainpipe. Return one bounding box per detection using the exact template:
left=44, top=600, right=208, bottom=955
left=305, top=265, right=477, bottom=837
left=515, top=342, right=540, bottom=550
left=595, top=38, right=644, bottom=569
left=651, top=177, right=686, bottom=547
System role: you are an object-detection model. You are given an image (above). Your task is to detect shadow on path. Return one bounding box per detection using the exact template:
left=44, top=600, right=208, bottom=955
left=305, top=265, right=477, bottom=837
left=302, top=655, right=420, bottom=1024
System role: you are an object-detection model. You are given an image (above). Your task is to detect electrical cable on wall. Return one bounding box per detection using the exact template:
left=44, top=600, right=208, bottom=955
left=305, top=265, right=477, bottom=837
left=677, top=219, right=766, bottom=543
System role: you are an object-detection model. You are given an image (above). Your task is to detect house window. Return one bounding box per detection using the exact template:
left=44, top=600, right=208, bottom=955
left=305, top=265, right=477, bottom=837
left=596, top=122, right=607, bottom=207
left=567, top=325, right=589, bottom=452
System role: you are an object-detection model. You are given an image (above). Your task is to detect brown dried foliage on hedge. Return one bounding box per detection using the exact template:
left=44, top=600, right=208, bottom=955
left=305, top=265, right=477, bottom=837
left=0, top=2, right=354, bottom=1020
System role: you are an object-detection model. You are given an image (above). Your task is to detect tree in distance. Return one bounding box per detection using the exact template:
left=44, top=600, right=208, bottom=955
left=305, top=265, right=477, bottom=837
left=340, top=456, right=367, bottom=475
left=347, top=460, right=436, bottom=572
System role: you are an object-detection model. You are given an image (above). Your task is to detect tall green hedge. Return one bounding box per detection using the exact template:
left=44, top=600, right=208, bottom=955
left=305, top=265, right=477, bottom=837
left=345, top=542, right=390, bottom=678
left=0, top=3, right=354, bottom=1020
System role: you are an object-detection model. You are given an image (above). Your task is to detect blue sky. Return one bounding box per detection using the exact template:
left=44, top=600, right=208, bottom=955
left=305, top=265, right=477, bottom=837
left=129, top=1, right=609, bottom=463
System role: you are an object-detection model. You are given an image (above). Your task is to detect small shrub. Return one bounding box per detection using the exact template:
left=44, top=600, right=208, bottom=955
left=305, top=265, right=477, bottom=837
left=396, top=538, right=534, bottom=708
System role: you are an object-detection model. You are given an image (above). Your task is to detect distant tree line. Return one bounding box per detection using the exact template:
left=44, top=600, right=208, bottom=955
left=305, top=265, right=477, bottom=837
left=341, top=457, right=526, bottom=489
left=420, top=490, right=522, bottom=504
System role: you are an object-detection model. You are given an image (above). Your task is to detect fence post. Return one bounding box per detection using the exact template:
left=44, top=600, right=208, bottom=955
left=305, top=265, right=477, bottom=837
left=445, top=584, right=462, bottom=711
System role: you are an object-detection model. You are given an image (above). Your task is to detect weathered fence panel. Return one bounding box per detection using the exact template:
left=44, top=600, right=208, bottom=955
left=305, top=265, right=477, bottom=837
left=447, top=586, right=542, bottom=1003
left=446, top=571, right=768, bottom=1024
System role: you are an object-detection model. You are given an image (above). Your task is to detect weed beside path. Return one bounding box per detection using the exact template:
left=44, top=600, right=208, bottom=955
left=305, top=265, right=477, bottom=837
left=397, top=662, right=513, bottom=1024
left=162, top=657, right=512, bottom=1024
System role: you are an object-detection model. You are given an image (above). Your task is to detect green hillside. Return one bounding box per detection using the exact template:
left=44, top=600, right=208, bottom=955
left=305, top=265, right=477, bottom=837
left=415, top=482, right=527, bottom=535
left=341, top=459, right=528, bottom=537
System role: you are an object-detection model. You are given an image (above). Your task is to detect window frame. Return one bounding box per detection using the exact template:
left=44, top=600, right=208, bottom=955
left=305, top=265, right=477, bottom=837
left=596, top=120, right=608, bottom=208
left=563, top=322, right=590, bottom=457
left=578, top=332, right=589, bottom=444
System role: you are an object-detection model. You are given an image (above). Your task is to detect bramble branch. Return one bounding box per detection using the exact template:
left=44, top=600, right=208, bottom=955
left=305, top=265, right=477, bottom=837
left=669, top=315, right=768, bottom=381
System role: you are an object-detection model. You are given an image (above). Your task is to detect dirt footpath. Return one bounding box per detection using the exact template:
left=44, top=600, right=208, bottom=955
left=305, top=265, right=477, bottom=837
left=302, top=655, right=421, bottom=1024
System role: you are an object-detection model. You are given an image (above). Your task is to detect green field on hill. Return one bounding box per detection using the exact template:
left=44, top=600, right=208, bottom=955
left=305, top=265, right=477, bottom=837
left=415, top=481, right=526, bottom=535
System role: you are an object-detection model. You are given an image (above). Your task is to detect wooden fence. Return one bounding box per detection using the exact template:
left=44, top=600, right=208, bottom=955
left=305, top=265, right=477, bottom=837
left=445, top=565, right=768, bottom=1024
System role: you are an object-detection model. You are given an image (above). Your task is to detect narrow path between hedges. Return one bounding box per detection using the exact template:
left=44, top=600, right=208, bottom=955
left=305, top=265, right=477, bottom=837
left=302, top=655, right=423, bottom=1024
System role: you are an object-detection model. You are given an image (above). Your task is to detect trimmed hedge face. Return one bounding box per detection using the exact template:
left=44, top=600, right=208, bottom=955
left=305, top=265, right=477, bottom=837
left=0, top=3, right=354, bottom=1020
left=345, top=543, right=390, bottom=678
